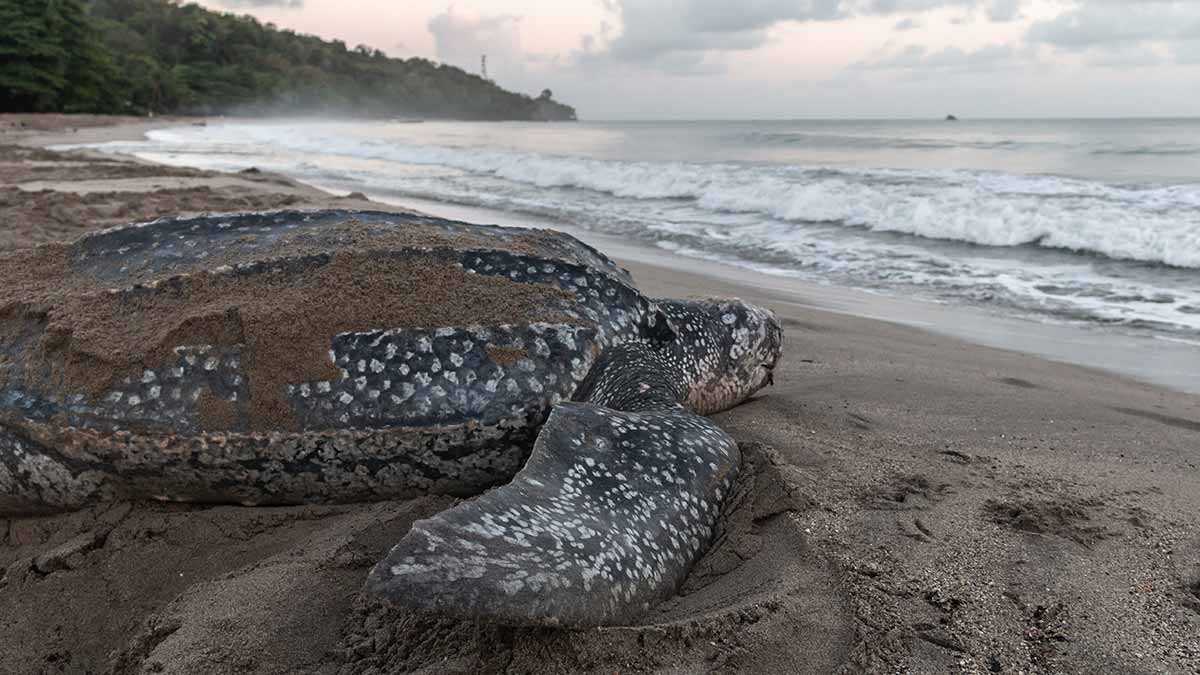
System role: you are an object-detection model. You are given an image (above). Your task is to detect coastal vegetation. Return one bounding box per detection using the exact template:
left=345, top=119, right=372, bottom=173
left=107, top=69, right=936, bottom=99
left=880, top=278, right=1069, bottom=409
left=0, top=0, right=576, bottom=120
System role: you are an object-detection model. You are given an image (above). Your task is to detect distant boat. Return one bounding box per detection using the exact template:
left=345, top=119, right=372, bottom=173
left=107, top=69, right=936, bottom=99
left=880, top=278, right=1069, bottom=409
left=945, top=114, right=959, bottom=121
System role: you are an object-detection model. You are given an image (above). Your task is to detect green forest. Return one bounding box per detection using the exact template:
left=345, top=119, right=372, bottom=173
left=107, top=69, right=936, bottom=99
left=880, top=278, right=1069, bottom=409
left=0, top=0, right=576, bottom=120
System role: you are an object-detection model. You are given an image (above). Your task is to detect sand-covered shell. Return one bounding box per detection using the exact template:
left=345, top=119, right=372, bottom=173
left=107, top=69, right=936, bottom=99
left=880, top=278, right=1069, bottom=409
left=0, top=210, right=668, bottom=509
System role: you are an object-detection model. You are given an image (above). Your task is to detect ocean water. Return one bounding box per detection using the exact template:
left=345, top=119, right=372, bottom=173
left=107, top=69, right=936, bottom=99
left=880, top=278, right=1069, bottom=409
left=77, top=118, right=1200, bottom=338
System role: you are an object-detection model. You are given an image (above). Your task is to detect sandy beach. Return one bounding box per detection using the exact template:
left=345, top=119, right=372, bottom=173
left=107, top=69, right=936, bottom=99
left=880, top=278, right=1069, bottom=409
left=1, top=114, right=1198, bottom=675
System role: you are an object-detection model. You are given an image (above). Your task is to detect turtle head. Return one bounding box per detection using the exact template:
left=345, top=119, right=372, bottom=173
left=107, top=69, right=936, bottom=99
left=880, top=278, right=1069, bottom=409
left=655, top=298, right=782, bottom=415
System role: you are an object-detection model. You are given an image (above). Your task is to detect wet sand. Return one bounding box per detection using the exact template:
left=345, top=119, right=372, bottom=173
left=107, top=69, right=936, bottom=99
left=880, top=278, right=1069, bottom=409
left=1, top=114, right=1198, bottom=675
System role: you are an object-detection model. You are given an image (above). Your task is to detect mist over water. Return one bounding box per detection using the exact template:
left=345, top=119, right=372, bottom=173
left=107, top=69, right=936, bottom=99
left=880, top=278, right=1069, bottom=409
left=77, top=118, right=1200, bottom=337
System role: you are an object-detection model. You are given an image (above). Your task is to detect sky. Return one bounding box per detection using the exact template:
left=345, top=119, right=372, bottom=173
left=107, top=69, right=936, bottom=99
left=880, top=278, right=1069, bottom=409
left=196, top=0, right=1200, bottom=119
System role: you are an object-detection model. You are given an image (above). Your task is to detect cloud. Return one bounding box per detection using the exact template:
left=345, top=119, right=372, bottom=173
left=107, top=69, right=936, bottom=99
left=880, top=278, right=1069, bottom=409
left=985, top=0, right=1020, bottom=22
left=858, top=0, right=974, bottom=12
left=1027, top=0, right=1200, bottom=63
left=866, top=0, right=1026, bottom=23
left=427, top=7, right=523, bottom=78
left=1028, top=6, right=1179, bottom=50
left=587, top=0, right=1030, bottom=72
left=600, top=0, right=844, bottom=67
left=894, top=17, right=921, bottom=30
left=851, top=42, right=1020, bottom=71
left=210, top=0, right=302, bottom=7
left=1086, top=46, right=1165, bottom=68
left=683, top=0, right=844, bottom=32
left=1176, top=39, right=1200, bottom=64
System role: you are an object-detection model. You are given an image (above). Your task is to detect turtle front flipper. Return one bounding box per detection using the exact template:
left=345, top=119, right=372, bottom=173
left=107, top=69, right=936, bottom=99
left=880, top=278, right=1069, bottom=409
left=365, top=344, right=740, bottom=627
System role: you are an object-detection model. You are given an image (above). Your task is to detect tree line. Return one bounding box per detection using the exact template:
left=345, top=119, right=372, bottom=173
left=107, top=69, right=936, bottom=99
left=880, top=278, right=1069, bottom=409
left=0, top=0, right=577, bottom=120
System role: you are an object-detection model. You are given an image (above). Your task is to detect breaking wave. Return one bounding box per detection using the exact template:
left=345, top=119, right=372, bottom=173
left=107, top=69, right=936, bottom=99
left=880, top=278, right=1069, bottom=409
left=145, top=125, right=1200, bottom=269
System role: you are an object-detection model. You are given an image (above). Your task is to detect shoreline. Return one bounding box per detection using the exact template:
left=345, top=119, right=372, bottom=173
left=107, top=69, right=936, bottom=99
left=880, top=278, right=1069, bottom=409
left=2, top=114, right=1199, bottom=674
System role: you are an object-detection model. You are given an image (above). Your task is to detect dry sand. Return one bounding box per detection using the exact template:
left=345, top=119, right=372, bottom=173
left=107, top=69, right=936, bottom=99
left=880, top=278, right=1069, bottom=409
left=1, top=114, right=1198, bottom=675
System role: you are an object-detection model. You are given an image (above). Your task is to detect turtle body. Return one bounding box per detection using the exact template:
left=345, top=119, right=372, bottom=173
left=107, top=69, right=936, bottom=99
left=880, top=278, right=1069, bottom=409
left=0, top=209, right=782, bottom=627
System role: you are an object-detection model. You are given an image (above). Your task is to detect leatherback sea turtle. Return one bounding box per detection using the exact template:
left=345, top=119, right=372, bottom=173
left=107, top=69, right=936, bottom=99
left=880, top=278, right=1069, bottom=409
left=0, top=209, right=781, bottom=626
